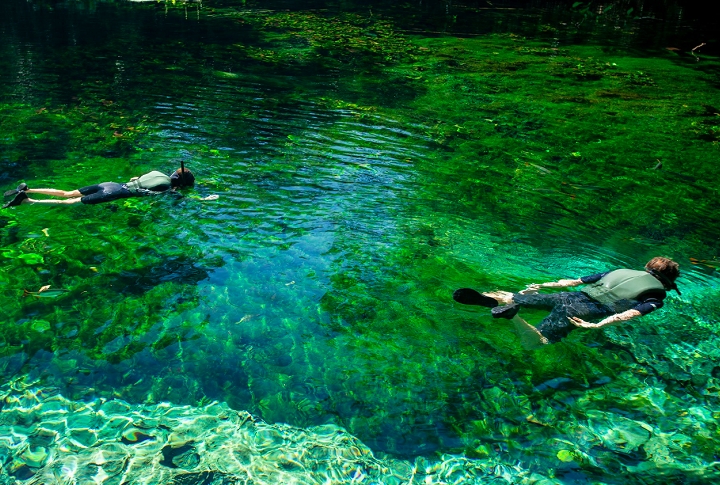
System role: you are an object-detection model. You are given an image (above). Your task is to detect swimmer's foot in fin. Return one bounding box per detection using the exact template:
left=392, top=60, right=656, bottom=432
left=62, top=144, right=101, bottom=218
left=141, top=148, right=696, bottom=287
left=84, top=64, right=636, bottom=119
left=453, top=288, right=499, bottom=307
left=492, top=304, right=520, bottom=319
left=3, top=191, right=28, bottom=208
left=4, top=183, right=28, bottom=198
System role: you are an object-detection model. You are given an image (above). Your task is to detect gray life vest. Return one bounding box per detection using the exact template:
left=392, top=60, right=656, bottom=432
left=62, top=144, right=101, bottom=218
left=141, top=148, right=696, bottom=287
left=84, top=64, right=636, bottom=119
left=581, top=269, right=665, bottom=304
left=125, top=171, right=172, bottom=193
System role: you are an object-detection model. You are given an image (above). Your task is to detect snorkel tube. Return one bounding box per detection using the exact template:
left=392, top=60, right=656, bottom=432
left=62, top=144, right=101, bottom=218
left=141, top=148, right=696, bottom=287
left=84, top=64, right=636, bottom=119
left=181, top=160, right=189, bottom=187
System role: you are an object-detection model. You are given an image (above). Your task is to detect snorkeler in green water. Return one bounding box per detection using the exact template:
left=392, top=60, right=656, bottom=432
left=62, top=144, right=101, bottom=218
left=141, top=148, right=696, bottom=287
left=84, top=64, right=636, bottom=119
left=3, top=163, right=218, bottom=208
left=454, top=257, right=681, bottom=350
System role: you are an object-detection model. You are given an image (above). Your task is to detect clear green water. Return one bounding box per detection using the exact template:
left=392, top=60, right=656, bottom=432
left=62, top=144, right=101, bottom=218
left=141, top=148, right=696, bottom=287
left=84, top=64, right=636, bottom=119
left=1, top=0, right=719, bottom=483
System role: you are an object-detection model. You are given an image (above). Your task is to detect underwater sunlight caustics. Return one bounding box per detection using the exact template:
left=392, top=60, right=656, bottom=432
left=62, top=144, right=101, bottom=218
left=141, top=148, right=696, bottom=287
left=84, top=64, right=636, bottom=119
left=1, top=1, right=719, bottom=484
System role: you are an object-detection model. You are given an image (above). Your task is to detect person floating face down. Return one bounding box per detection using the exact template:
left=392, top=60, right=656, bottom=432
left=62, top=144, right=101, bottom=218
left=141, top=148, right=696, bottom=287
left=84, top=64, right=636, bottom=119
left=453, top=257, right=681, bottom=350
left=2, top=165, right=213, bottom=208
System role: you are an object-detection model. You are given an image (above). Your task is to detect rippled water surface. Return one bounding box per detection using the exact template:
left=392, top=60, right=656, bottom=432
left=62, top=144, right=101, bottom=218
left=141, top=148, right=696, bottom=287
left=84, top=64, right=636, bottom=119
left=1, top=1, right=720, bottom=484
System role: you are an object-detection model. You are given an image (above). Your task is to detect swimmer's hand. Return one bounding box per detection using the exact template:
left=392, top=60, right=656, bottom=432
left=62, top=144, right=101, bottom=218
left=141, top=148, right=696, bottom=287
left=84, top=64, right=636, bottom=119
left=568, top=316, right=594, bottom=328
left=520, top=284, right=541, bottom=294
left=568, top=317, right=603, bottom=328
left=571, top=310, right=640, bottom=329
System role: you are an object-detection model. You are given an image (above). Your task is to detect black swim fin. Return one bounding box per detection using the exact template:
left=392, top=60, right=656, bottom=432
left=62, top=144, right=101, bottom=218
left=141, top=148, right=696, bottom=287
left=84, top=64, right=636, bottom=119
left=453, top=288, right=499, bottom=307
left=491, top=304, right=520, bottom=319
left=2, top=192, right=28, bottom=208
left=4, top=183, right=28, bottom=198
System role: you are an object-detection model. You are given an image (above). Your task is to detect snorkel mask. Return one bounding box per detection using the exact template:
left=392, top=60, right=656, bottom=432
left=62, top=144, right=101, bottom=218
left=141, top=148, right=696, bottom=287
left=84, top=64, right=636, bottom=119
left=171, top=160, right=194, bottom=187
left=648, top=269, right=682, bottom=296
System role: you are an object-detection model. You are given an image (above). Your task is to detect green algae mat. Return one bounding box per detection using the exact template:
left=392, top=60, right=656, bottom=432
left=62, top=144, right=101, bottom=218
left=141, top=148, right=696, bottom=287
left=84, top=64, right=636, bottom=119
left=1, top=1, right=719, bottom=483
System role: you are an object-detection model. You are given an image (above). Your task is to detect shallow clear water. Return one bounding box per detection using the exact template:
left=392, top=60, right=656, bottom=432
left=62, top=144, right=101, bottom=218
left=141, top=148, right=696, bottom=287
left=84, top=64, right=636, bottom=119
left=1, top=1, right=720, bottom=484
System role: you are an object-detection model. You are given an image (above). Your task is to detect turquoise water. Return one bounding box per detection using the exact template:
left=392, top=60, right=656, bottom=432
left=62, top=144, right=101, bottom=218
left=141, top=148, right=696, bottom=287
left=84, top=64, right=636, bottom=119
left=1, top=1, right=720, bottom=483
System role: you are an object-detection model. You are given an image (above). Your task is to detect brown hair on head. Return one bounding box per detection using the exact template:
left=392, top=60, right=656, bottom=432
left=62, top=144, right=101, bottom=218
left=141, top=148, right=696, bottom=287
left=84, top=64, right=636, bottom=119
left=645, top=257, right=680, bottom=283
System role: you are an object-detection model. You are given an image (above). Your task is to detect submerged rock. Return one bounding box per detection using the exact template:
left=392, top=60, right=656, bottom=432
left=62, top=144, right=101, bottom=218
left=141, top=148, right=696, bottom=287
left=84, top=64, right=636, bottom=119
left=20, top=446, right=48, bottom=468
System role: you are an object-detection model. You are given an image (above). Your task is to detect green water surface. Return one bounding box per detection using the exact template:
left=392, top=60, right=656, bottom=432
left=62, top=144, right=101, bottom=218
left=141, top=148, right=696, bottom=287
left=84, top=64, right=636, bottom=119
left=1, top=1, right=719, bottom=484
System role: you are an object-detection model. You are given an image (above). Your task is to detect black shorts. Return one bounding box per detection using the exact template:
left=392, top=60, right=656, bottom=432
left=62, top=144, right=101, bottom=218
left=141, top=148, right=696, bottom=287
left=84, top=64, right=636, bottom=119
left=79, top=182, right=133, bottom=205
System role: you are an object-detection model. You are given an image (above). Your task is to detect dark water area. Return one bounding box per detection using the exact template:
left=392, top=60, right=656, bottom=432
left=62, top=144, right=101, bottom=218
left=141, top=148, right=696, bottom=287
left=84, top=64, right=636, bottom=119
left=1, top=1, right=720, bottom=484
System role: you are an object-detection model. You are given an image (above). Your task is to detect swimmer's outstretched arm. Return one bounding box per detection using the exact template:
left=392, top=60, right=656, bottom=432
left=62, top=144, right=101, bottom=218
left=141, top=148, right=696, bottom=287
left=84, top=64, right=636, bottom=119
left=568, top=309, right=642, bottom=329
left=524, top=278, right=583, bottom=292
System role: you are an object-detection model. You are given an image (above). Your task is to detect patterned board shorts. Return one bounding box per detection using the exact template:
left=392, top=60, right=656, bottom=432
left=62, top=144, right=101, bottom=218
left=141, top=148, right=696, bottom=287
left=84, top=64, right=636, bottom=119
left=512, top=292, right=635, bottom=343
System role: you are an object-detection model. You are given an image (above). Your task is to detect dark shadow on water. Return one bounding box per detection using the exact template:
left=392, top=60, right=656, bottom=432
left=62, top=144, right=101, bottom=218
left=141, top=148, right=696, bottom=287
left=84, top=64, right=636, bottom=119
left=101, top=256, right=212, bottom=296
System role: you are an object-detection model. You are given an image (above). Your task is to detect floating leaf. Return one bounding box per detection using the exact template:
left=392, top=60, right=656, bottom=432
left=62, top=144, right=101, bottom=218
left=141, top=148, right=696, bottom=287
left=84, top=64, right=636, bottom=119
left=557, top=450, right=575, bottom=462
left=24, top=289, right=68, bottom=299
left=213, top=71, right=240, bottom=79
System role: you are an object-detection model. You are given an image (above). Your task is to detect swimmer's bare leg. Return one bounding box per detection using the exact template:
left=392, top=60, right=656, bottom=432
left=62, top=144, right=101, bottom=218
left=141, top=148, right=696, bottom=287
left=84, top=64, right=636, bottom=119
left=25, top=197, right=83, bottom=205
left=26, top=189, right=82, bottom=198
left=483, top=290, right=514, bottom=305
left=511, top=315, right=549, bottom=350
